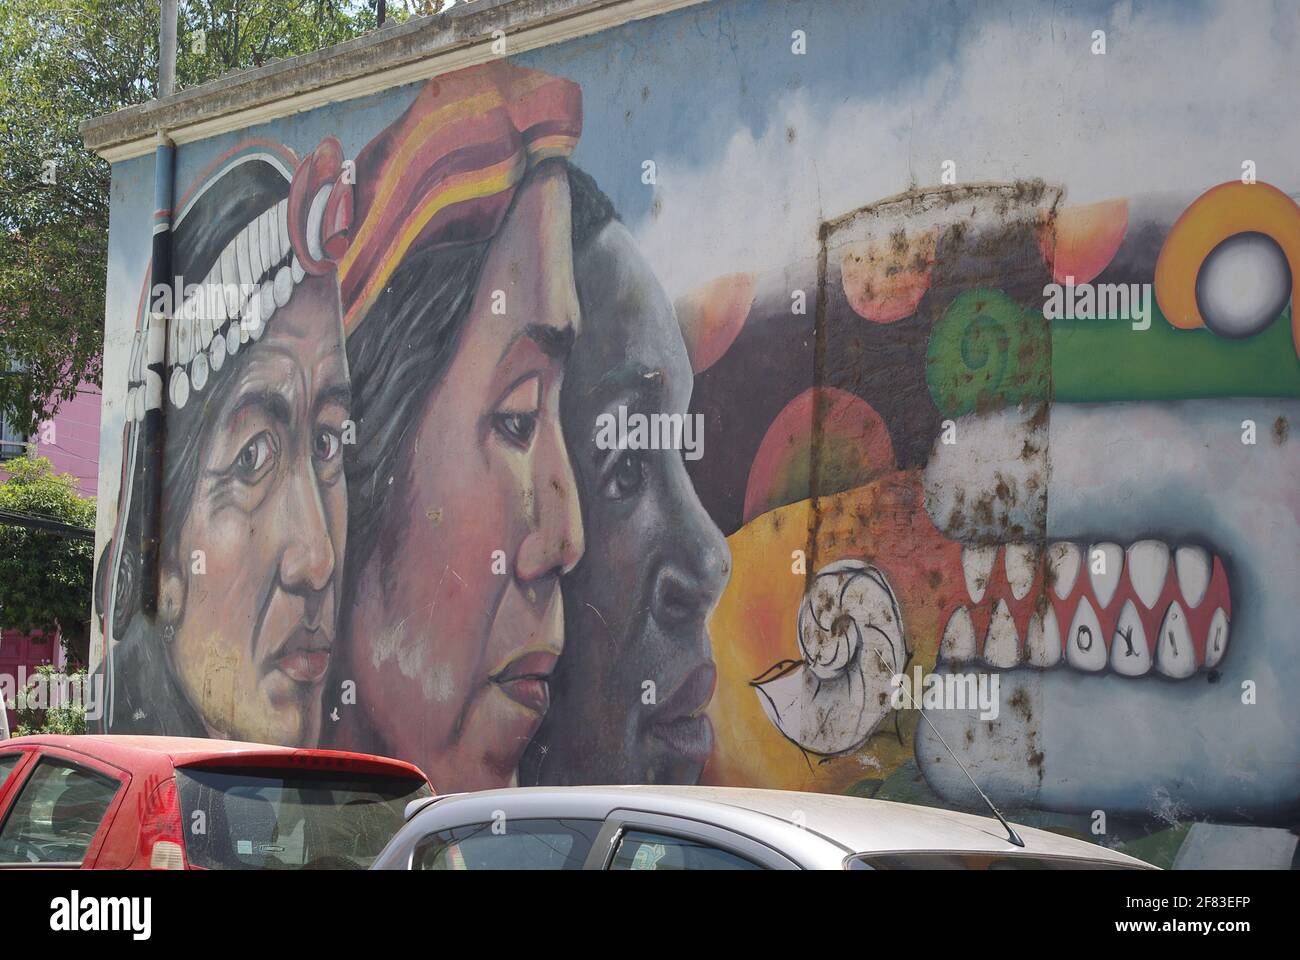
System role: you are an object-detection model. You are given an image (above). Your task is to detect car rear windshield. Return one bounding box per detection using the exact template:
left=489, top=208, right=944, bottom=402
left=176, top=767, right=431, bottom=870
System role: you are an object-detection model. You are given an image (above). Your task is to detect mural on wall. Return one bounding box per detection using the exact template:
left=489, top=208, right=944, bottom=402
left=92, top=0, right=1300, bottom=868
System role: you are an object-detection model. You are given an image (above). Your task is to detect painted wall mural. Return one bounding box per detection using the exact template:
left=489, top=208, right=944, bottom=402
left=92, top=0, right=1300, bottom=868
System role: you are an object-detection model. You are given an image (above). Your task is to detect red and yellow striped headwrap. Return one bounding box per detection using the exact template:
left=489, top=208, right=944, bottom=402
left=330, top=61, right=582, bottom=333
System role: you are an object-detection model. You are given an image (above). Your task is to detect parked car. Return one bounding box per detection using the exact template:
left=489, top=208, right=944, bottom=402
left=0, top=735, right=432, bottom=869
left=373, top=785, right=1156, bottom=870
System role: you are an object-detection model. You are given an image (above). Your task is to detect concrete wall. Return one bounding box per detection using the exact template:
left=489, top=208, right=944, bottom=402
left=88, top=0, right=1300, bottom=868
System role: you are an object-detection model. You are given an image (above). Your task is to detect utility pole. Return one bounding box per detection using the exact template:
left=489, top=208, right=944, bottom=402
left=159, top=0, right=178, bottom=98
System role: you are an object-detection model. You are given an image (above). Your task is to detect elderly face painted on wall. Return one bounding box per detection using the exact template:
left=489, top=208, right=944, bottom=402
left=521, top=184, right=731, bottom=787
left=163, top=271, right=349, bottom=745
left=96, top=141, right=353, bottom=746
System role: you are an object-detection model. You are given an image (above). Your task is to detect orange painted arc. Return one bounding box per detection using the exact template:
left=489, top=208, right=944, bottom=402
left=1154, top=181, right=1300, bottom=357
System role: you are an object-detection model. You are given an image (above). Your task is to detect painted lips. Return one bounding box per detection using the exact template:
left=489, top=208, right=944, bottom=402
left=492, top=650, right=559, bottom=715
left=275, top=627, right=331, bottom=685
left=648, top=661, right=717, bottom=763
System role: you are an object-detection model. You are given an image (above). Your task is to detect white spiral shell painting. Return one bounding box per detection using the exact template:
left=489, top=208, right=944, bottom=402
left=752, top=558, right=908, bottom=756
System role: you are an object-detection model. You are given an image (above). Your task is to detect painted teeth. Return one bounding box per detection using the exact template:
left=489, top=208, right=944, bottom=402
left=1047, top=541, right=1081, bottom=599
left=1175, top=545, right=1211, bottom=609
left=961, top=545, right=997, bottom=604
left=1109, top=600, right=1150, bottom=677
left=1004, top=544, right=1038, bottom=600
left=1088, top=542, right=1123, bottom=609
left=1126, top=540, right=1169, bottom=609
left=982, top=599, right=1021, bottom=667
left=1155, top=601, right=1197, bottom=678
left=1025, top=605, right=1061, bottom=667
left=1065, top=595, right=1107, bottom=672
left=940, top=606, right=977, bottom=663
left=942, top=539, right=1227, bottom=678
left=1205, top=608, right=1229, bottom=669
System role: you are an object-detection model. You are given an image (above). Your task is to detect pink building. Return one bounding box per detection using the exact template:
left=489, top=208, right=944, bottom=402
left=0, top=381, right=101, bottom=497
left=0, top=381, right=99, bottom=732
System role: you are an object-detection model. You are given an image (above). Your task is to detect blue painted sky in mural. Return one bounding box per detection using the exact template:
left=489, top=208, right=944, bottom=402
left=514, top=0, right=1211, bottom=225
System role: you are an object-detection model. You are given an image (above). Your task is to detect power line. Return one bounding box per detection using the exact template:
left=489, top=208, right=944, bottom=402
left=0, top=509, right=95, bottom=542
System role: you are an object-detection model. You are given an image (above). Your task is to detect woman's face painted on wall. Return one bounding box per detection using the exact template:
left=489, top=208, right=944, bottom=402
left=348, top=163, right=584, bottom=791
left=531, top=221, right=730, bottom=785
left=164, top=273, right=351, bottom=746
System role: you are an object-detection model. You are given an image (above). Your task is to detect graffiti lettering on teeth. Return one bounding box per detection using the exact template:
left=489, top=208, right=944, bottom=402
left=939, top=539, right=1231, bottom=679
left=752, top=559, right=908, bottom=756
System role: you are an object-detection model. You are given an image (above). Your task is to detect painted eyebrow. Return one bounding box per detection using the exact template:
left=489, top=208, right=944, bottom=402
left=228, top=386, right=293, bottom=429
left=591, top=361, right=665, bottom=398
left=313, top=382, right=353, bottom=417
left=500, top=322, right=576, bottom=362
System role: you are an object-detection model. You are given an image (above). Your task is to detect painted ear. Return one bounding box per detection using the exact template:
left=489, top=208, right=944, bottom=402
left=288, top=136, right=353, bottom=275
left=159, top=564, right=187, bottom=631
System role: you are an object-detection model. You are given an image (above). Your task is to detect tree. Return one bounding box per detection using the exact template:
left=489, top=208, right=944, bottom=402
left=0, top=455, right=96, bottom=664
left=11, top=664, right=89, bottom=735
left=0, top=1, right=379, bottom=435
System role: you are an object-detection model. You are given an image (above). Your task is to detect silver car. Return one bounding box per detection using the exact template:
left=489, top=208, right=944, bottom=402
left=371, top=785, right=1156, bottom=870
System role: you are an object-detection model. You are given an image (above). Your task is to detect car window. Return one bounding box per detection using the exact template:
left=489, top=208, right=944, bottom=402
left=608, top=829, right=763, bottom=871
left=176, top=768, right=432, bottom=871
left=413, top=818, right=601, bottom=870
left=0, top=758, right=119, bottom=865
left=0, top=754, right=21, bottom=788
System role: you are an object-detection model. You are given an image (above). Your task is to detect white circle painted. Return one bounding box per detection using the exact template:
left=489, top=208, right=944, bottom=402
left=1196, top=231, right=1291, bottom=338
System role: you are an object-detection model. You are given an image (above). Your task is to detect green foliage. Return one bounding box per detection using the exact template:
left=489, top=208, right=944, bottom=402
left=0, top=455, right=95, bottom=661
left=0, top=0, right=377, bottom=434
left=12, top=664, right=89, bottom=735
left=176, top=2, right=379, bottom=80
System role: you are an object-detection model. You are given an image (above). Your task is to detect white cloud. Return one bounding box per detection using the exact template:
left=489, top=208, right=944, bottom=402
left=633, top=0, right=1300, bottom=296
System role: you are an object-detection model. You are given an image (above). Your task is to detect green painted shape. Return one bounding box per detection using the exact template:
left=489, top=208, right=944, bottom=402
left=1052, top=304, right=1300, bottom=401
left=926, top=289, right=1050, bottom=418
left=1109, top=822, right=1193, bottom=871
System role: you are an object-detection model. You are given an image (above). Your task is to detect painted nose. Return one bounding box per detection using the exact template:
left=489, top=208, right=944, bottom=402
left=516, top=415, right=585, bottom=582
left=278, top=462, right=336, bottom=595
left=651, top=471, right=730, bottom=634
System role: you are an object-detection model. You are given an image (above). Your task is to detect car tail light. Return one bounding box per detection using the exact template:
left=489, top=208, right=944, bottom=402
left=140, top=779, right=187, bottom=870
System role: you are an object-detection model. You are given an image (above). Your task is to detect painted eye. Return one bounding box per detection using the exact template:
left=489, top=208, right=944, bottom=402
left=492, top=411, right=537, bottom=448
left=603, top=450, right=647, bottom=500
left=313, top=428, right=341, bottom=463
left=234, top=432, right=274, bottom=481
left=492, top=377, right=541, bottom=449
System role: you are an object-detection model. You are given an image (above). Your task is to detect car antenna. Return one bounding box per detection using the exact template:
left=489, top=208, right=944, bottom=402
left=874, top=649, right=1024, bottom=847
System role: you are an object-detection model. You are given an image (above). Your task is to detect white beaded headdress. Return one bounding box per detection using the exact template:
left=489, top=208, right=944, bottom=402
left=122, top=139, right=352, bottom=422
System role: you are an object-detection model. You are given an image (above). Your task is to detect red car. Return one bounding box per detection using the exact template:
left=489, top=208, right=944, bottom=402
left=0, top=735, right=432, bottom=870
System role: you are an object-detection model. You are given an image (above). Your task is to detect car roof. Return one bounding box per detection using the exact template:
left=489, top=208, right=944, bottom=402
left=3, top=735, right=428, bottom=780
left=419, top=785, right=1151, bottom=866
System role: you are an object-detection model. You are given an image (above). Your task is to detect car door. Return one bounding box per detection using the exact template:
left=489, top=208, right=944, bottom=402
left=584, top=810, right=800, bottom=870
left=0, top=746, right=130, bottom=870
